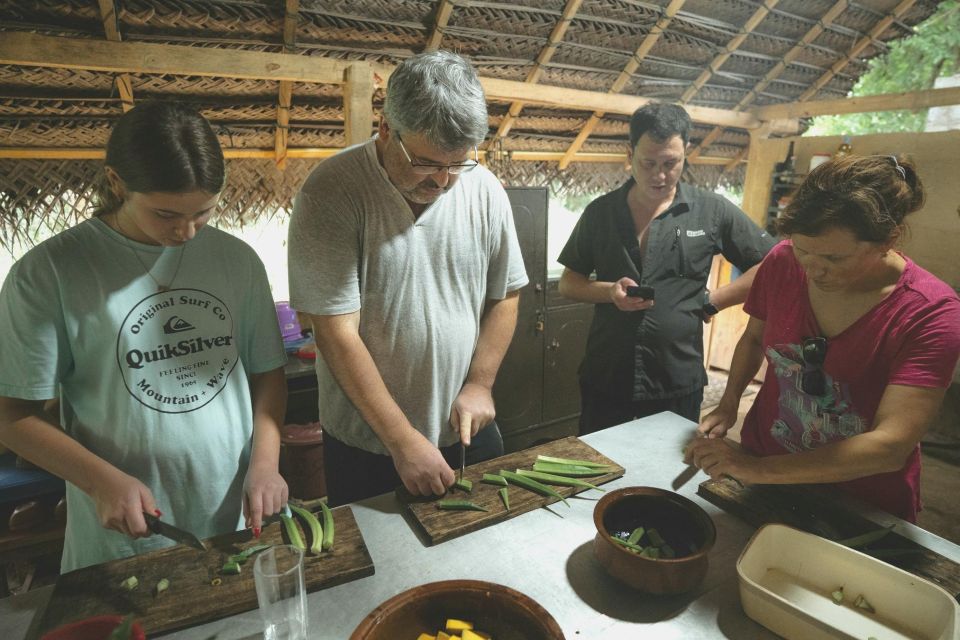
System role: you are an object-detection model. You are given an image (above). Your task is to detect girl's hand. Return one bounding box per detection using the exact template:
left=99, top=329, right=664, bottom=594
left=90, top=468, right=160, bottom=538
left=243, top=465, right=289, bottom=537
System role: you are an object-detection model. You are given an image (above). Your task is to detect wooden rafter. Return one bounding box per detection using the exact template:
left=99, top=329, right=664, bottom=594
left=0, top=33, right=759, bottom=129
left=688, top=0, right=850, bottom=160
left=425, top=0, right=455, bottom=52
left=680, top=0, right=780, bottom=104
left=488, top=0, right=583, bottom=148
left=275, top=0, right=299, bottom=170
left=343, top=64, right=375, bottom=146
left=797, top=0, right=918, bottom=102
left=722, top=147, right=749, bottom=174
left=97, top=0, right=134, bottom=113
left=753, top=85, right=960, bottom=119
left=0, top=146, right=738, bottom=164
left=558, top=0, right=687, bottom=170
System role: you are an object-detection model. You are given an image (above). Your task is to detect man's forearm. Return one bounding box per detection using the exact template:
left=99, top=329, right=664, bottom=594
left=558, top=269, right=613, bottom=304
left=466, top=291, right=520, bottom=389
left=309, top=314, right=417, bottom=453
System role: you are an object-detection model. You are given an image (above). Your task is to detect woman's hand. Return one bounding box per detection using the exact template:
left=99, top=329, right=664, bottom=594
left=89, top=468, right=160, bottom=538
left=685, top=437, right=755, bottom=485
left=243, top=464, right=289, bottom=537
left=697, top=402, right=738, bottom=439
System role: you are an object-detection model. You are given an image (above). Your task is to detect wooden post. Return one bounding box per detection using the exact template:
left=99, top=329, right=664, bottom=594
left=343, top=65, right=374, bottom=147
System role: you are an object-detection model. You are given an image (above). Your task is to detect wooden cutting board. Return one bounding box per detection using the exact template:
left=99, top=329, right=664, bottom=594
left=30, top=505, right=374, bottom=638
left=398, top=436, right=624, bottom=545
left=698, top=478, right=960, bottom=601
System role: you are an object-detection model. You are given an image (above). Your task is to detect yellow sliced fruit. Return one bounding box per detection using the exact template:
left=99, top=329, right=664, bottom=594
left=445, top=619, right=473, bottom=631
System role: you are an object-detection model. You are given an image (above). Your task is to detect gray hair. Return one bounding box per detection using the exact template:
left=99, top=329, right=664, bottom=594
left=383, top=50, right=488, bottom=150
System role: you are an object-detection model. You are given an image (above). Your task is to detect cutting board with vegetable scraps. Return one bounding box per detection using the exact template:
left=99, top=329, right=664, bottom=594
left=29, top=505, right=373, bottom=638
left=398, top=436, right=624, bottom=545
left=698, top=478, right=960, bottom=601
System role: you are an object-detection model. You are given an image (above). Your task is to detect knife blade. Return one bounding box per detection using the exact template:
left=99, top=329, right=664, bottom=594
left=671, top=430, right=703, bottom=491
left=143, top=512, right=207, bottom=551
left=458, top=411, right=472, bottom=482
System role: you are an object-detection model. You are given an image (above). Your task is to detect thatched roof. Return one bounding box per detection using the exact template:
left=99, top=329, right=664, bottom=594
left=0, top=0, right=941, bottom=238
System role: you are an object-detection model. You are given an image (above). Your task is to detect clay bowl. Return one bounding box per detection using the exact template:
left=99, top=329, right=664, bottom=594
left=350, top=579, right=565, bottom=640
left=593, top=486, right=716, bottom=595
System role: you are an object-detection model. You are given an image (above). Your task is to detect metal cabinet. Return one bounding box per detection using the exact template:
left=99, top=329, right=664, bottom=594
left=493, top=188, right=592, bottom=452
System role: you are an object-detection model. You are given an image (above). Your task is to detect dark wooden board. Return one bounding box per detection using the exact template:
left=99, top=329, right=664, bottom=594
left=398, top=436, right=624, bottom=545
left=31, top=505, right=374, bottom=638
left=698, top=478, right=960, bottom=601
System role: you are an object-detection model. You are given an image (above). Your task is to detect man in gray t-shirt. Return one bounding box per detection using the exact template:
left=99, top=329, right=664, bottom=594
left=288, top=51, right=528, bottom=506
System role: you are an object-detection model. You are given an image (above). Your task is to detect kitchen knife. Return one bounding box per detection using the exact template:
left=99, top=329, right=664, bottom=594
left=143, top=512, right=207, bottom=551
left=671, top=430, right=703, bottom=491
left=458, top=411, right=472, bottom=482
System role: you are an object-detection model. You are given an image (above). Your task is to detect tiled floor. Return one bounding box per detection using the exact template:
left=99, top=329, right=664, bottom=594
left=701, top=375, right=960, bottom=545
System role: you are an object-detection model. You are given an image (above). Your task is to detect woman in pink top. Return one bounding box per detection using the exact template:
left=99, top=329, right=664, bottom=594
left=687, top=154, right=960, bottom=521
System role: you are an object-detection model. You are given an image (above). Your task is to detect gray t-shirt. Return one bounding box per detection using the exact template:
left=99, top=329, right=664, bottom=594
left=288, top=139, right=528, bottom=454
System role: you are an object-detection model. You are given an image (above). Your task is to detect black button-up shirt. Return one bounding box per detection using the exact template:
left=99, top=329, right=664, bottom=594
left=559, top=179, right=776, bottom=401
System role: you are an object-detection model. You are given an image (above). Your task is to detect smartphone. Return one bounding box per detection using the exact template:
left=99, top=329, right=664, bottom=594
left=626, top=285, right=655, bottom=300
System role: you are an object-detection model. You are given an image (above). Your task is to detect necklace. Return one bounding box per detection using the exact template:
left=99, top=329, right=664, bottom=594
left=110, top=213, right=187, bottom=293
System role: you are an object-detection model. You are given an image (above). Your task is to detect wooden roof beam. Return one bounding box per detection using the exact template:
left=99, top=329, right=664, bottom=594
left=97, top=0, right=134, bottom=113
left=558, top=0, right=688, bottom=170
left=425, top=0, right=455, bottom=52
left=753, top=85, right=960, bottom=120
left=797, top=0, right=918, bottom=102
left=275, top=0, right=299, bottom=170
left=689, top=0, right=849, bottom=160
left=680, top=0, right=780, bottom=104
left=0, top=146, right=739, bottom=165
left=489, top=0, right=583, bottom=147
left=343, top=64, right=375, bottom=146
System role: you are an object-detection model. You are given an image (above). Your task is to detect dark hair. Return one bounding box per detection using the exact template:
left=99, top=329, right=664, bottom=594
left=777, top=154, right=924, bottom=244
left=629, top=103, right=691, bottom=149
left=93, top=102, right=225, bottom=216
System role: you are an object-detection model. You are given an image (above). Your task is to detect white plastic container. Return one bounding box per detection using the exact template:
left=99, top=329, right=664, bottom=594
left=737, top=524, right=959, bottom=640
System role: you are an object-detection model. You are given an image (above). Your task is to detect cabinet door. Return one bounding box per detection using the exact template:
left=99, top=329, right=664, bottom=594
left=542, top=300, right=593, bottom=423
left=491, top=188, right=547, bottom=436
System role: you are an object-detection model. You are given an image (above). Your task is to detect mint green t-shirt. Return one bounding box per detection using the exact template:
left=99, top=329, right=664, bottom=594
left=0, top=219, right=286, bottom=572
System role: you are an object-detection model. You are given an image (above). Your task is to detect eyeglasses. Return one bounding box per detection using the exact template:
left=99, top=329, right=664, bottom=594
left=800, top=336, right=828, bottom=396
left=395, top=134, right=479, bottom=175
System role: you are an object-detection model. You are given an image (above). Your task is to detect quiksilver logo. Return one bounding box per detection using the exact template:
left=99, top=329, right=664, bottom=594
left=163, top=315, right=195, bottom=334
left=125, top=335, right=234, bottom=369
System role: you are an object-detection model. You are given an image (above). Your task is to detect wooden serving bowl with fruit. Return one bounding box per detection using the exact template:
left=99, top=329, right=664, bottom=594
left=349, top=579, right=564, bottom=640
left=593, top=486, right=716, bottom=595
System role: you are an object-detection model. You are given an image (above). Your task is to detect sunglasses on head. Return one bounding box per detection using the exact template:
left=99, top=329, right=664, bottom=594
left=800, top=336, right=828, bottom=396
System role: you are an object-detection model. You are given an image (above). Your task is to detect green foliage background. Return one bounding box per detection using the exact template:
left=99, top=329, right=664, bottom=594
left=806, top=1, right=960, bottom=136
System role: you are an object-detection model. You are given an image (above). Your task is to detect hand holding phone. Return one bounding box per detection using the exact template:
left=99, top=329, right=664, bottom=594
left=626, top=285, right=655, bottom=300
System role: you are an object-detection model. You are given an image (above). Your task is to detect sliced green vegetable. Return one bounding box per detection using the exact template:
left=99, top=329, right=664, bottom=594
left=611, top=537, right=645, bottom=553
left=647, top=528, right=666, bottom=547
left=499, top=469, right=569, bottom=506
left=854, top=594, right=875, bottom=613
left=289, top=504, right=323, bottom=555
left=318, top=500, right=335, bottom=551
left=515, top=468, right=605, bottom=491
left=119, top=576, right=139, bottom=591
left=499, top=487, right=510, bottom=510
left=535, top=455, right=614, bottom=468
left=531, top=461, right=613, bottom=477
left=221, top=561, right=241, bottom=575
left=437, top=499, right=487, bottom=512
left=661, top=544, right=676, bottom=559
left=831, top=587, right=845, bottom=604
left=626, top=527, right=645, bottom=546
left=229, top=554, right=248, bottom=564
left=481, top=473, right=508, bottom=487
left=108, top=614, right=136, bottom=640
left=453, top=477, right=473, bottom=492
left=238, top=543, right=271, bottom=559
left=280, top=514, right=305, bottom=550
left=641, top=546, right=661, bottom=559
left=836, top=525, right=895, bottom=549
left=155, top=578, right=170, bottom=596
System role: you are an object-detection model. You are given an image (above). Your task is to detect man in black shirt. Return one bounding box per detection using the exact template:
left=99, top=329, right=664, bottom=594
left=558, top=103, right=775, bottom=433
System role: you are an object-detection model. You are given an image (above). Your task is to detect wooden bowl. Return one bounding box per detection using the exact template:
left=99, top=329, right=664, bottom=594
left=593, top=486, right=716, bottom=595
left=350, top=579, right=565, bottom=640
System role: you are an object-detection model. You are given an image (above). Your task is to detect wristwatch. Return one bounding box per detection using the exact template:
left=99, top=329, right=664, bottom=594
left=701, top=289, right=720, bottom=317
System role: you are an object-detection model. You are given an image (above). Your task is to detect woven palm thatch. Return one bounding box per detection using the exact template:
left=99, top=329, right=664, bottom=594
left=0, top=0, right=941, bottom=241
